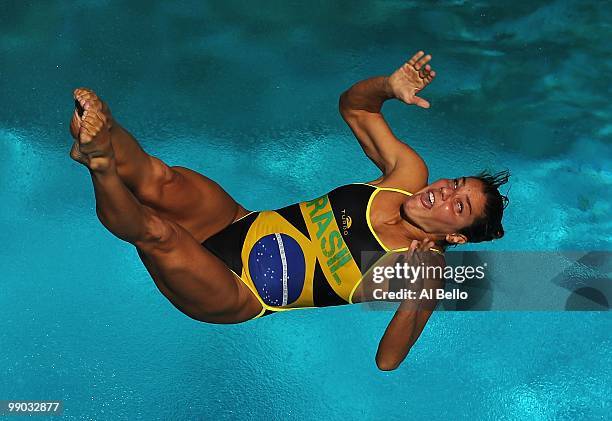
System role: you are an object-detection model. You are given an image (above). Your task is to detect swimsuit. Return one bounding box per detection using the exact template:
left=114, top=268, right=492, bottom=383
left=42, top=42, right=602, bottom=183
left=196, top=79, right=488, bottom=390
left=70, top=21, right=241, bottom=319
left=202, top=183, right=442, bottom=319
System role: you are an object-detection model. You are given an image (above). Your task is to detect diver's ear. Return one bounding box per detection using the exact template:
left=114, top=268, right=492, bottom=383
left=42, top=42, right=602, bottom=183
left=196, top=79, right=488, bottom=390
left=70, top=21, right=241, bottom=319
left=445, top=233, right=468, bottom=245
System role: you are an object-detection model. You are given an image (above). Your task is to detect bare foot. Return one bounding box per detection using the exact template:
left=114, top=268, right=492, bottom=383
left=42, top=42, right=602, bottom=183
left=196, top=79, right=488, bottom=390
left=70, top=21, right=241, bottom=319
left=69, top=88, right=113, bottom=140
left=70, top=106, right=115, bottom=172
left=69, top=88, right=116, bottom=170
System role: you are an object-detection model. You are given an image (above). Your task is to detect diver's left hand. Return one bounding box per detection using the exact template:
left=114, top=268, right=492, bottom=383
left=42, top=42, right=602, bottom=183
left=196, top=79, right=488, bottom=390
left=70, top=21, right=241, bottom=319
left=388, top=51, right=436, bottom=109
left=407, top=237, right=436, bottom=257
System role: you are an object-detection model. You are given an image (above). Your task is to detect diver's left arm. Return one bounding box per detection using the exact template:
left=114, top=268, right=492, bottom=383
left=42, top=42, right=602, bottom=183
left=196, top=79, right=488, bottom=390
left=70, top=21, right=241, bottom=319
left=376, top=304, right=438, bottom=371
left=375, top=245, right=444, bottom=371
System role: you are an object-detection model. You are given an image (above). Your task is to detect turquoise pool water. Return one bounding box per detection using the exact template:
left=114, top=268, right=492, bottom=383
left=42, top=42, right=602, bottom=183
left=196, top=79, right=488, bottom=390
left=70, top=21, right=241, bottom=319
left=1, top=1, right=610, bottom=419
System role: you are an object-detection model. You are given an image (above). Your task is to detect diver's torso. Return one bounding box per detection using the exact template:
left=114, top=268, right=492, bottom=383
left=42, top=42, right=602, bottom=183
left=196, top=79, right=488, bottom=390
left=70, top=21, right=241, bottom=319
left=203, top=183, right=402, bottom=311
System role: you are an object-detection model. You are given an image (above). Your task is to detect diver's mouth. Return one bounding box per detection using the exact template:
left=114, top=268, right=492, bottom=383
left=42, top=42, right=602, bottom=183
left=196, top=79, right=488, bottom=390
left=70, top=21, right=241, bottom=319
left=420, top=190, right=435, bottom=209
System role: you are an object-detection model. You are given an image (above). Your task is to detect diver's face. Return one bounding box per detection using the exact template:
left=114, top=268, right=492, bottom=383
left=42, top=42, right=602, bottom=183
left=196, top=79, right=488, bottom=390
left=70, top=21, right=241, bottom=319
left=402, top=177, right=486, bottom=235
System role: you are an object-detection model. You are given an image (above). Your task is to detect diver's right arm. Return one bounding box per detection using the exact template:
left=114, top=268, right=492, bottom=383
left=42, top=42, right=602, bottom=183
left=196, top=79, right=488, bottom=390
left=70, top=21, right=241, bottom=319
left=339, top=51, right=436, bottom=190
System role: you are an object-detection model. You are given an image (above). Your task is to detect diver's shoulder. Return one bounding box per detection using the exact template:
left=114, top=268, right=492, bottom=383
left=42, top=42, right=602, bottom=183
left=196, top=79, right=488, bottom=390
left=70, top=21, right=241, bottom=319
left=366, top=176, right=428, bottom=194
left=365, top=161, right=429, bottom=193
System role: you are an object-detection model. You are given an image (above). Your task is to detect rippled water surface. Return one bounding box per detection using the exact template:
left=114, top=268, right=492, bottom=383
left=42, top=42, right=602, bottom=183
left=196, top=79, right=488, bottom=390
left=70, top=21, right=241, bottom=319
left=1, top=1, right=610, bottom=419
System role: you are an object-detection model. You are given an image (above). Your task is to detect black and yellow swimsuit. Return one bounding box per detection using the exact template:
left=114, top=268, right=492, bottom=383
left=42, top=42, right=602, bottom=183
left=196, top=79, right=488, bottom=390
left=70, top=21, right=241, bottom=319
left=202, top=183, right=442, bottom=319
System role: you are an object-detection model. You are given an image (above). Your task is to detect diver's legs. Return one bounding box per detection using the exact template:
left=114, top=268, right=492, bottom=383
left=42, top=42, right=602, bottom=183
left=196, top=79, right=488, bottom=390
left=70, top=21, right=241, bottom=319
left=70, top=88, right=249, bottom=241
left=72, top=109, right=262, bottom=323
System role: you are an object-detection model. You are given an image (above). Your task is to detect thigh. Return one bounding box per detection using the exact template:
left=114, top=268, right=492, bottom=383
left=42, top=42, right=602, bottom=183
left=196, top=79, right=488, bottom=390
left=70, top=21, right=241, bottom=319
left=136, top=213, right=263, bottom=324
left=136, top=158, right=250, bottom=242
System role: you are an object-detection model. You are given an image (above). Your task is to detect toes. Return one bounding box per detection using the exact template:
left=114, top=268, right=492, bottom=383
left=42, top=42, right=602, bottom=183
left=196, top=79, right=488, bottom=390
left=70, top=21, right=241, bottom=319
left=72, top=88, right=112, bottom=126
left=79, top=131, right=93, bottom=144
left=79, top=109, right=108, bottom=146
left=77, top=93, right=101, bottom=111
left=71, top=108, right=81, bottom=122
left=76, top=90, right=96, bottom=101
left=73, top=87, right=93, bottom=100
left=94, top=109, right=107, bottom=124
left=74, top=87, right=93, bottom=96
left=74, top=89, right=103, bottom=112
left=76, top=91, right=94, bottom=102
left=83, top=109, right=107, bottom=127
left=87, top=109, right=108, bottom=128
left=70, top=109, right=82, bottom=136
left=80, top=118, right=97, bottom=137
left=79, top=114, right=95, bottom=141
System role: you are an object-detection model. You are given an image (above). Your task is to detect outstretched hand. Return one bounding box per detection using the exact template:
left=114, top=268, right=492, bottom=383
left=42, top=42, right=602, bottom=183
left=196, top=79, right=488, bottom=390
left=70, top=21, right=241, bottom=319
left=388, top=51, right=436, bottom=109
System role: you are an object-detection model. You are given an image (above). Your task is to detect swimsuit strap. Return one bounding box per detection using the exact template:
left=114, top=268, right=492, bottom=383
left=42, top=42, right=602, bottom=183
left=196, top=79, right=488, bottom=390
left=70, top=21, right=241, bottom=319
left=364, top=184, right=444, bottom=255
left=355, top=183, right=412, bottom=197
left=375, top=186, right=414, bottom=196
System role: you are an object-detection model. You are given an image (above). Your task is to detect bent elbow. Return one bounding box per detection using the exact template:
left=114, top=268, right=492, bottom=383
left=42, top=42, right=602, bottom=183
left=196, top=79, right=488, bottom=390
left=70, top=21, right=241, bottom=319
left=339, top=92, right=367, bottom=120
left=375, top=357, right=401, bottom=372
left=376, top=348, right=411, bottom=371
left=338, top=92, right=353, bottom=118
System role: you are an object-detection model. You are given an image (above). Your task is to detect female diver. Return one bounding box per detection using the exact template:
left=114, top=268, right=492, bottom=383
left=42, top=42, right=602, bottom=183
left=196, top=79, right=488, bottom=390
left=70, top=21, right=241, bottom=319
left=69, top=51, right=508, bottom=370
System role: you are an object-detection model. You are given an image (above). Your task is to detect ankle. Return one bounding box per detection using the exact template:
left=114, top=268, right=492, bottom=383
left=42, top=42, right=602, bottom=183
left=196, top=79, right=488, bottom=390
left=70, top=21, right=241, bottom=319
left=89, top=156, right=117, bottom=175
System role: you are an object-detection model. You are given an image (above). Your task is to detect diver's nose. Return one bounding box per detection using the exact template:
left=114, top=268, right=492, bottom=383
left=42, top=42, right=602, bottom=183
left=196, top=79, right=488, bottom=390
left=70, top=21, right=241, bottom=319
left=440, top=186, right=452, bottom=201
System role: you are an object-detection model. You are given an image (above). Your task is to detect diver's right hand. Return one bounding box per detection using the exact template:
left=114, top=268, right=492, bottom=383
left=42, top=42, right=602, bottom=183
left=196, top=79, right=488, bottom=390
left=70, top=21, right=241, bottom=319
left=387, top=51, right=436, bottom=109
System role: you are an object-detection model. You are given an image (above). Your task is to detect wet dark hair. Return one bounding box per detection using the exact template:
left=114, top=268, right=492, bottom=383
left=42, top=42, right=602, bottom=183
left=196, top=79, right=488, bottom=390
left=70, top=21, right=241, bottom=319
left=458, top=170, right=510, bottom=243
